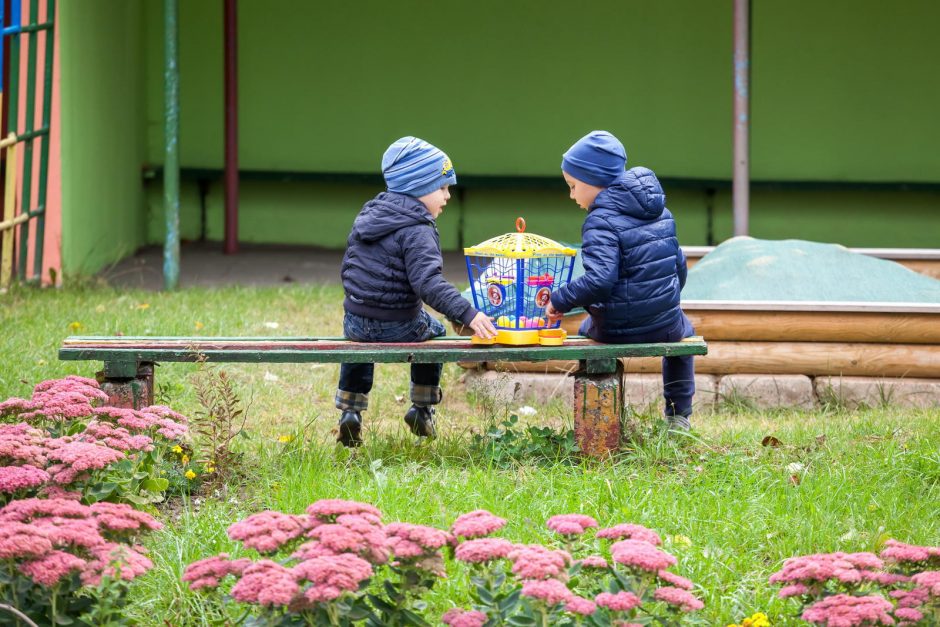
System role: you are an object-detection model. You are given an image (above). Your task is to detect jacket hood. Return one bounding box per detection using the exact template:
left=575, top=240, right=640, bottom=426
left=592, top=166, right=666, bottom=220
left=352, top=192, right=434, bottom=242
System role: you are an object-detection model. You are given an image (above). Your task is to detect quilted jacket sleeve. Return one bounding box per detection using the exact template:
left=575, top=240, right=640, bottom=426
left=401, top=225, right=477, bottom=325
left=549, top=215, right=620, bottom=313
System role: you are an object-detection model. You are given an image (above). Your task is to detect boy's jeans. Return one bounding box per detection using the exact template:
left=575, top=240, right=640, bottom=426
left=579, top=312, right=696, bottom=418
left=335, top=311, right=447, bottom=412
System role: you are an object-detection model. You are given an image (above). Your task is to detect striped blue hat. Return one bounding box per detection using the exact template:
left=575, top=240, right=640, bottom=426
left=381, top=136, right=457, bottom=197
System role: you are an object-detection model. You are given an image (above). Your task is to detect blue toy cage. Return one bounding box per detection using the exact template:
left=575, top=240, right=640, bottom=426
left=464, top=218, right=577, bottom=345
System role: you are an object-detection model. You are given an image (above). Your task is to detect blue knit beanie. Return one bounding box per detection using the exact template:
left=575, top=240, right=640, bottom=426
left=381, top=136, right=457, bottom=197
left=561, top=131, right=627, bottom=187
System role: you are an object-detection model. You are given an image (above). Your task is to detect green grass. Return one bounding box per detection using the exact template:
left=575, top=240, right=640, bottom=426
left=2, top=284, right=939, bottom=626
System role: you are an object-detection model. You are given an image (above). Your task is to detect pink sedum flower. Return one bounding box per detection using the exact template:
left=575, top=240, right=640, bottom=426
left=653, top=586, right=704, bottom=611
left=454, top=538, right=515, bottom=563
left=881, top=540, right=940, bottom=565
left=182, top=553, right=253, bottom=590
left=508, top=544, right=572, bottom=580
left=596, top=523, right=662, bottom=546
left=521, top=578, right=573, bottom=605
left=595, top=591, right=642, bottom=612
left=450, top=509, right=507, bottom=539
left=0, top=464, right=50, bottom=493
left=911, top=570, right=940, bottom=596
left=293, top=553, right=373, bottom=603
left=769, top=552, right=883, bottom=586
left=306, top=513, right=388, bottom=564
left=780, top=583, right=811, bottom=598
left=578, top=555, right=609, bottom=569
left=227, top=510, right=310, bottom=554
left=230, top=559, right=299, bottom=606
left=385, top=522, right=451, bottom=560
left=0, top=422, right=49, bottom=467
left=45, top=439, right=126, bottom=484
left=565, top=595, right=597, bottom=615
left=19, top=550, right=86, bottom=586
left=90, top=502, right=162, bottom=534
left=306, top=499, right=382, bottom=523
left=81, top=542, right=154, bottom=585
left=441, top=608, right=487, bottom=627
left=894, top=608, right=923, bottom=623
left=0, top=521, right=53, bottom=558
left=610, top=539, right=677, bottom=572
left=800, top=594, right=895, bottom=626
left=546, top=514, right=598, bottom=536
left=657, top=569, right=694, bottom=590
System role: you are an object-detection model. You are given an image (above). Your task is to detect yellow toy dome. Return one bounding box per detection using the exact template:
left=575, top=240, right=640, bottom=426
left=464, top=218, right=577, bottom=258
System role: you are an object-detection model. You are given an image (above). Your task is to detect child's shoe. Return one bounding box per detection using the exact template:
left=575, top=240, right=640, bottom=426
left=338, top=411, right=363, bottom=447
left=404, top=405, right=436, bottom=438
left=666, top=412, right=691, bottom=431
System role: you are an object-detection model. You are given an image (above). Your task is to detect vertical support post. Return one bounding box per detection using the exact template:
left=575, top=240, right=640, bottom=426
left=223, top=0, right=238, bottom=254
left=16, top=0, right=38, bottom=281
left=32, top=0, right=55, bottom=281
left=163, top=0, right=180, bottom=290
left=573, top=359, right=623, bottom=458
left=97, top=362, right=155, bottom=410
left=733, top=0, right=750, bottom=237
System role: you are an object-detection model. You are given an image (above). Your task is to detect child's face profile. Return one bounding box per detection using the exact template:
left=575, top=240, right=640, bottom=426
left=563, top=172, right=603, bottom=211
left=417, top=185, right=451, bottom=219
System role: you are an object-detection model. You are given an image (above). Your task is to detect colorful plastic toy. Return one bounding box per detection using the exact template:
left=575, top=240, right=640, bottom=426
left=465, top=217, right=577, bottom=346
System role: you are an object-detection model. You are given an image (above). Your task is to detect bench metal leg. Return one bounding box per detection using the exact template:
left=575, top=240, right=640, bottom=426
left=96, top=362, right=155, bottom=410
left=574, top=359, right=623, bottom=457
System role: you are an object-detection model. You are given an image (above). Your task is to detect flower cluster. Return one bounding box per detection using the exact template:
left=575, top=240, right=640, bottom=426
left=1, top=378, right=187, bottom=624
left=769, top=541, right=940, bottom=625
left=184, top=504, right=706, bottom=625
left=0, top=496, right=159, bottom=587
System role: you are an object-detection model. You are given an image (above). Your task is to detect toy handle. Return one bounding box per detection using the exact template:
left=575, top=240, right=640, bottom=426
left=516, top=217, right=526, bottom=233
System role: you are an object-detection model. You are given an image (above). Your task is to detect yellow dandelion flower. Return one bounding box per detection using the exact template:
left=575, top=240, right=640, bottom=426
left=136, top=303, right=150, bottom=310
left=181, top=455, right=189, bottom=464
left=206, top=466, right=215, bottom=473
left=185, top=470, right=196, bottom=480
left=751, top=613, right=770, bottom=627
left=278, top=434, right=293, bottom=443
left=195, top=321, right=204, bottom=330
left=171, top=445, right=183, bottom=454
left=68, top=321, right=84, bottom=332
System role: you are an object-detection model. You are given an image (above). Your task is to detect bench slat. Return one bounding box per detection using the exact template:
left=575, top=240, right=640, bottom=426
left=59, top=336, right=707, bottom=365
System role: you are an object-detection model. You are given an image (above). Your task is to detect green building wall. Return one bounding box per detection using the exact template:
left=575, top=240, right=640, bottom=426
left=59, top=0, right=147, bottom=275
left=64, top=1, right=940, bottom=271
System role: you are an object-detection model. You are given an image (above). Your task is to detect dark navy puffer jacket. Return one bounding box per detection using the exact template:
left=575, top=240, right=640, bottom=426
left=550, top=167, right=687, bottom=339
left=341, top=192, right=477, bottom=326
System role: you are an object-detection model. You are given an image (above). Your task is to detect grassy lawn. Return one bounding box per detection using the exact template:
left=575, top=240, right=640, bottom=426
left=2, top=284, right=939, bottom=626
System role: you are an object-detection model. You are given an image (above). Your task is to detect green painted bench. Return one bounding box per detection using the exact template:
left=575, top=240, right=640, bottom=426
left=59, top=335, right=707, bottom=456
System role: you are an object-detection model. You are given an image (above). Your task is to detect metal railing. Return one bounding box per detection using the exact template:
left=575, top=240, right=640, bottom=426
left=0, top=0, right=55, bottom=288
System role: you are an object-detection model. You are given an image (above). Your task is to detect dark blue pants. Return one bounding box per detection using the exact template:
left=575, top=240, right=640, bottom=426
left=579, top=312, right=696, bottom=417
left=335, top=311, right=446, bottom=411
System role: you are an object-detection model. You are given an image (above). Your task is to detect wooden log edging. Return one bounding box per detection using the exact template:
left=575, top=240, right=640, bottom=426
left=483, top=341, right=940, bottom=378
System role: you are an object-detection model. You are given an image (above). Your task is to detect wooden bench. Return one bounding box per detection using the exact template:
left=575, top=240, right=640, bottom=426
left=59, top=335, right=707, bottom=456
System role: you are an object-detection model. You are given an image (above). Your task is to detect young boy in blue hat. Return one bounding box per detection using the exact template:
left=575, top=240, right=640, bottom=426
left=545, top=131, right=696, bottom=430
left=335, top=136, right=498, bottom=447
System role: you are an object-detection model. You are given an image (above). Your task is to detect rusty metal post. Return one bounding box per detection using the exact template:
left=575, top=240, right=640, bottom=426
left=97, top=363, right=154, bottom=410
left=733, top=0, right=750, bottom=236
left=573, top=359, right=623, bottom=457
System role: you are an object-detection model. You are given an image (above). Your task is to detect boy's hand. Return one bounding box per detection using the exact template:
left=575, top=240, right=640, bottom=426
left=469, top=312, right=498, bottom=339
left=545, top=301, right=564, bottom=324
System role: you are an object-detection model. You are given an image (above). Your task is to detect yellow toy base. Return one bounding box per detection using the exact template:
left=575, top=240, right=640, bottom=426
left=471, top=329, right=567, bottom=346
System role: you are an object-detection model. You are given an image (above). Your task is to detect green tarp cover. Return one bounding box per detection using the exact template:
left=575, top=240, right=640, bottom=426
left=682, top=237, right=940, bottom=303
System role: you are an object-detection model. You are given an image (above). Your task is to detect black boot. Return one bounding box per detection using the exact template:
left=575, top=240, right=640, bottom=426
left=338, top=411, right=363, bottom=447
left=404, top=405, right=436, bottom=438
